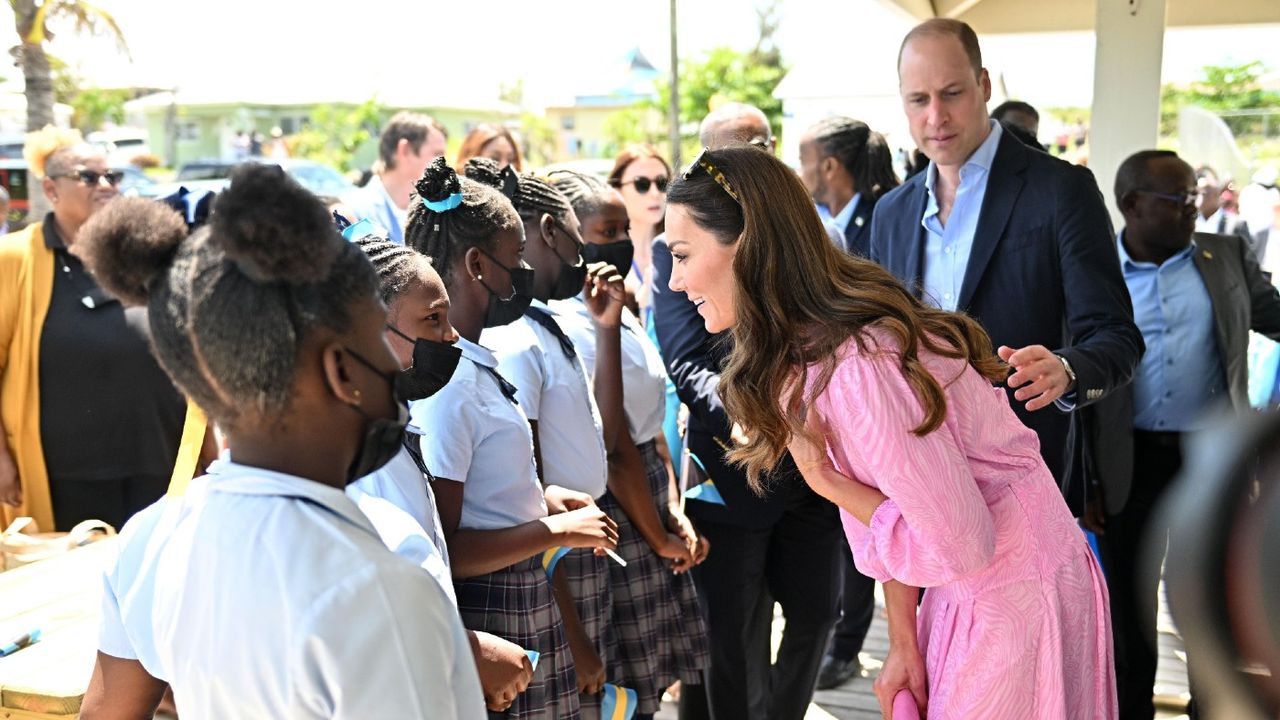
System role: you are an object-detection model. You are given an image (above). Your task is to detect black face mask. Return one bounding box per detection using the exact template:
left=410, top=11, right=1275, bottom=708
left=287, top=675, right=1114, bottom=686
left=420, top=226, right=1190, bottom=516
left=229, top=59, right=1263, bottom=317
left=341, top=347, right=409, bottom=483
left=477, top=249, right=535, bottom=328
left=550, top=240, right=588, bottom=301
left=583, top=241, right=634, bottom=278
left=385, top=324, right=462, bottom=401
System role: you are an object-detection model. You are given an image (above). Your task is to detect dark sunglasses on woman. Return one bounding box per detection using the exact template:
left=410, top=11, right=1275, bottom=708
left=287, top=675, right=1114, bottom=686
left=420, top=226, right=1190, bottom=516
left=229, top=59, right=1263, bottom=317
left=53, top=169, right=125, bottom=187
left=618, top=175, right=668, bottom=194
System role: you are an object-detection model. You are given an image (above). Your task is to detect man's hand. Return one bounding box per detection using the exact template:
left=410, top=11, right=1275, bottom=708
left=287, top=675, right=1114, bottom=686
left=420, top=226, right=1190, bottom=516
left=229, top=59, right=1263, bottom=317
left=1080, top=485, right=1107, bottom=536
left=998, top=345, right=1074, bottom=412
left=471, top=632, right=534, bottom=712
left=0, top=450, right=20, bottom=508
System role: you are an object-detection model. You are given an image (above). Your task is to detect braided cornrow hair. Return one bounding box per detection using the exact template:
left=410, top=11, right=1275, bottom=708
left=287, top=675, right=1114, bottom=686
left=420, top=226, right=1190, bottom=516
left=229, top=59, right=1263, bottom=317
left=353, top=232, right=433, bottom=304
left=403, top=156, right=522, bottom=285
left=464, top=157, right=573, bottom=226
left=77, top=165, right=378, bottom=430
left=549, top=170, right=614, bottom=219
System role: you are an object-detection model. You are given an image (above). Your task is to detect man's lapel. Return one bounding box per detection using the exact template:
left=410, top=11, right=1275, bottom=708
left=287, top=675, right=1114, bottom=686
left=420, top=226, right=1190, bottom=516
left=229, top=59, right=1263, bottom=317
left=958, top=133, right=1029, bottom=311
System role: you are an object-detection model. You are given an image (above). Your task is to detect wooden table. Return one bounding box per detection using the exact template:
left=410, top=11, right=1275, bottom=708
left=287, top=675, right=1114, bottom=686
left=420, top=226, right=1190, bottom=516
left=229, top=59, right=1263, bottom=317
left=0, top=538, right=116, bottom=719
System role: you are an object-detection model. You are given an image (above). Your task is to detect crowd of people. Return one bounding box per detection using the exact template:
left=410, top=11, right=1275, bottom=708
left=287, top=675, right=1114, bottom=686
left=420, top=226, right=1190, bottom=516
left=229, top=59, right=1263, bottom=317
left=1, top=15, right=1279, bottom=720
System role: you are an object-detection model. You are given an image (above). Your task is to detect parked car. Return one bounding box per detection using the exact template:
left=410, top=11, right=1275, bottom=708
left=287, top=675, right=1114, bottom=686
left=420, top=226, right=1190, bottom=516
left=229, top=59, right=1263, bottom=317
left=88, top=129, right=153, bottom=168
left=175, top=158, right=354, bottom=198
left=0, top=159, right=32, bottom=222
left=117, top=166, right=163, bottom=197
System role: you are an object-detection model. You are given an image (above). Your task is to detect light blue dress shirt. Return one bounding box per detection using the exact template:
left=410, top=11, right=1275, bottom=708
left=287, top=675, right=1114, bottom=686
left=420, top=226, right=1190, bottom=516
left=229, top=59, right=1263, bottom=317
left=341, top=175, right=404, bottom=244
left=831, top=193, right=862, bottom=238
left=1118, top=233, right=1227, bottom=431
left=921, top=121, right=1004, bottom=311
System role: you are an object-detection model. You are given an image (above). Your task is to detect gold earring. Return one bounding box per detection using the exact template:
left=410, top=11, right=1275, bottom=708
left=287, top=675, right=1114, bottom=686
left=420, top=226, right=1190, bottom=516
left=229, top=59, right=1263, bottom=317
left=352, top=388, right=362, bottom=401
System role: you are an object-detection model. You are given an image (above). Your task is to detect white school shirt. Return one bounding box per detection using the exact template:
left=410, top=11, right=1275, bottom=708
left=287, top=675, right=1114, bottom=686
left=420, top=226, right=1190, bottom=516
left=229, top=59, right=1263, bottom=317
left=481, top=300, right=609, bottom=498
left=346, top=436, right=455, bottom=605
left=411, top=335, right=548, bottom=530
left=549, top=296, right=668, bottom=443
left=97, top=461, right=484, bottom=719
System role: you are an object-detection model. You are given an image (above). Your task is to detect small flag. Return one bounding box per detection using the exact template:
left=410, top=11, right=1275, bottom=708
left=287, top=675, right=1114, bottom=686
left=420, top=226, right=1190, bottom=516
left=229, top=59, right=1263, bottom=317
left=602, top=683, right=638, bottom=720
left=683, top=479, right=726, bottom=505
left=339, top=217, right=375, bottom=241
left=526, top=650, right=540, bottom=671
left=542, top=546, right=571, bottom=579
left=603, top=548, right=628, bottom=567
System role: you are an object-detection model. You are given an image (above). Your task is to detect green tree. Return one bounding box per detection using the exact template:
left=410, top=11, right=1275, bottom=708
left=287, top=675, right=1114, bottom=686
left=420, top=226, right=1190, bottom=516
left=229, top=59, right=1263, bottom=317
left=291, top=98, right=386, bottom=173
left=11, top=0, right=129, bottom=132
left=69, top=86, right=127, bottom=130
left=1161, top=61, right=1280, bottom=136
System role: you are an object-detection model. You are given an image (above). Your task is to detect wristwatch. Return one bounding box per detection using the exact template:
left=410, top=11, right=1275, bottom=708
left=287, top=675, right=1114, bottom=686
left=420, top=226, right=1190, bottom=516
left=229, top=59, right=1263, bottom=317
left=1055, top=354, right=1078, bottom=389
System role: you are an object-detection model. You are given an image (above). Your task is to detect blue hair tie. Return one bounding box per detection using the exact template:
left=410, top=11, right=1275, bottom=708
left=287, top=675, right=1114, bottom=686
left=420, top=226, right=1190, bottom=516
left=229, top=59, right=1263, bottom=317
left=339, top=217, right=375, bottom=241
left=423, top=192, right=463, bottom=213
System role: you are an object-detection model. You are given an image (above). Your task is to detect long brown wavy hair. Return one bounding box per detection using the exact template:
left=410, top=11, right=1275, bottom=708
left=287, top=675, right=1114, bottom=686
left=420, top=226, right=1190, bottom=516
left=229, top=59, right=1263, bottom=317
left=666, top=145, right=1005, bottom=492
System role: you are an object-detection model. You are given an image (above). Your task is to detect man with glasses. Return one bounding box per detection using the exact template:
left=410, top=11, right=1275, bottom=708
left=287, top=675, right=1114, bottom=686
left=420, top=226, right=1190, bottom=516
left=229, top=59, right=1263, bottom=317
left=1092, top=149, right=1280, bottom=720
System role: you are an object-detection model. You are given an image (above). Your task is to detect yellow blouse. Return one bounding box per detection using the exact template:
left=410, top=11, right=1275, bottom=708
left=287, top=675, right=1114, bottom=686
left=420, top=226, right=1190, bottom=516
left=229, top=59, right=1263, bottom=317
left=0, top=222, right=206, bottom=532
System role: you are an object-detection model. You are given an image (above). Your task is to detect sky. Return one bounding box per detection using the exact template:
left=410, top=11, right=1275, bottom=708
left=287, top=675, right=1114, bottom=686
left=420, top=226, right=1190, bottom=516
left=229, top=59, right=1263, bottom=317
left=6, top=0, right=1280, bottom=112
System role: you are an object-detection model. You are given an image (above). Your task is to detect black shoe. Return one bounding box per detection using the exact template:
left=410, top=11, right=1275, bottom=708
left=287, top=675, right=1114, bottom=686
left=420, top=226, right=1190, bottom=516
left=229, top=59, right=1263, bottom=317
left=815, top=655, right=861, bottom=690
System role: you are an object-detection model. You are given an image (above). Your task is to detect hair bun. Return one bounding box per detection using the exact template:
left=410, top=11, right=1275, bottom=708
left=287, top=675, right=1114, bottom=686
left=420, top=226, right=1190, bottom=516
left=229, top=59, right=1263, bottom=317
left=210, top=163, right=341, bottom=284
left=462, top=157, right=502, bottom=189
left=414, top=156, right=462, bottom=205
left=78, top=197, right=189, bottom=306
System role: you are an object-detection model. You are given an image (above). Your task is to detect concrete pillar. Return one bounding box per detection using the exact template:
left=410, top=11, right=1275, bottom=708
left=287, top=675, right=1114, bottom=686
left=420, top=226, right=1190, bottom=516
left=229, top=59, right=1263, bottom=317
left=1090, top=0, right=1167, bottom=228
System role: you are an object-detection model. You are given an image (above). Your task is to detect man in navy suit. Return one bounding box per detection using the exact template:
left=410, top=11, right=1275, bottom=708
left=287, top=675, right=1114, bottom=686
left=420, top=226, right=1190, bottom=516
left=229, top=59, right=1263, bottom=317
left=798, top=117, right=897, bottom=257
left=869, top=18, right=1144, bottom=503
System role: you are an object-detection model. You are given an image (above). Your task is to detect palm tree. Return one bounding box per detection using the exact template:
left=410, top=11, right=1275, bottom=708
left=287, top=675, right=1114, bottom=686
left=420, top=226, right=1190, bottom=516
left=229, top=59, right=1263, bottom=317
left=11, top=0, right=128, bottom=131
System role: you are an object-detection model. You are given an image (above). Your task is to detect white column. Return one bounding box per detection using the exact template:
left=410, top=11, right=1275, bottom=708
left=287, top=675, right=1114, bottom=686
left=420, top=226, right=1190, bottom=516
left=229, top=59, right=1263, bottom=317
left=1090, top=0, right=1167, bottom=228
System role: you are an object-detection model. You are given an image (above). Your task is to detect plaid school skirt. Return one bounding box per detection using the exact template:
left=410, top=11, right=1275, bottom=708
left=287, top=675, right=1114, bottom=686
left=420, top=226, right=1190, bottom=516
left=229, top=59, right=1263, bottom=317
left=454, top=556, right=581, bottom=720
left=597, top=439, right=711, bottom=715
left=559, top=545, right=612, bottom=714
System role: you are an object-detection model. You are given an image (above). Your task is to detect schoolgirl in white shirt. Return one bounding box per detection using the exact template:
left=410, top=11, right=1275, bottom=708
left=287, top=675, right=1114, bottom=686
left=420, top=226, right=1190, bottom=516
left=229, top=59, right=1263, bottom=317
left=405, top=158, right=619, bottom=720
left=550, top=171, right=713, bottom=719
left=468, top=160, right=628, bottom=717
left=345, top=232, right=538, bottom=712
left=80, top=169, right=483, bottom=718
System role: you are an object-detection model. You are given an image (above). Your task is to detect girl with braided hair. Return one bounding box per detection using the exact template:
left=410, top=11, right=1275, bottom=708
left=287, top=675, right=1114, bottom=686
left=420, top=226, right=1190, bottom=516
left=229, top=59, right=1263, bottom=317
left=549, top=171, right=712, bottom=719
left=405, top=157, right=619, bottom=720
left=78, top=166, right=484, bottom=718
left=468, top=158, right=630, bottom=716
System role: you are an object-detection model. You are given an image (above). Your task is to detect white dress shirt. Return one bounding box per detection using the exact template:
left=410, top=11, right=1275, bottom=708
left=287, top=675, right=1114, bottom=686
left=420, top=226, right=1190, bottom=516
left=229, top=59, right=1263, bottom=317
left=481, top=300, right=609, bottom=498
left=98, top=462, right=484, bottom=718
left=412, top=336, right=549, bottom=530
left=347, top=438, right=455, bottom=605
left=549, top=296, right=668, bottom=443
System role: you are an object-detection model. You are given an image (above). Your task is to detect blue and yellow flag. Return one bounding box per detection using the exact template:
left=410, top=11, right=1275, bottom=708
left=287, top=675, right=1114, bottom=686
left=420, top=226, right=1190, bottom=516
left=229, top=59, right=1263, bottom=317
left=602, top=683, right=638, bottom=720
left=541, top=546, right=571, bottom=579
left=526, top=650, right=540, bottom=671
left=683, top=480, right=726, bottom=505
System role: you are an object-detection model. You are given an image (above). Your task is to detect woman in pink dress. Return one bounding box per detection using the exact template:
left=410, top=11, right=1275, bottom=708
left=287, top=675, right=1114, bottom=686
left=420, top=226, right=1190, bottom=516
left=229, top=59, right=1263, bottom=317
left=662, top=145, right=1117, bottom=719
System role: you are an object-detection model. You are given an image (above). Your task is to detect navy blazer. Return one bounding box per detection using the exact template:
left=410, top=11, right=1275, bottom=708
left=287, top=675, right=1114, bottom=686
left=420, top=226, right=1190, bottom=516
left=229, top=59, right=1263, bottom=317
left=651, top=235, right=819, bottom=530
left=869, top=130, right=1144, bottom=489
left=840, top=193, right=878, bottom=257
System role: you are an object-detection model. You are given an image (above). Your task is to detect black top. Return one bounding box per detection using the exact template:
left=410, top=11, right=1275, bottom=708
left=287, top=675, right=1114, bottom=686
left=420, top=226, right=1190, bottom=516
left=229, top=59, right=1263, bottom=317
left=38, top=215, right=186, bottom=481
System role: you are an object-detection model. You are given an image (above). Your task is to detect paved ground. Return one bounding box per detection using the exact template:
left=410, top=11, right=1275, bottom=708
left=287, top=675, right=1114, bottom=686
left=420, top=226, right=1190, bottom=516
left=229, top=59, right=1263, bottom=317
left=657, top=582, right=1190, bottom=719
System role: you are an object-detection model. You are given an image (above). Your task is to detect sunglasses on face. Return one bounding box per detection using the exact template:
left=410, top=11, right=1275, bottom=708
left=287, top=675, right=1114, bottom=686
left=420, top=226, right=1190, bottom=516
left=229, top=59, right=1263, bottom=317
left=53, top=169, right=125, bottom=187
left=1135, top=189, right=1197, bottom=208
left=619, top=175, right=669, bottom=194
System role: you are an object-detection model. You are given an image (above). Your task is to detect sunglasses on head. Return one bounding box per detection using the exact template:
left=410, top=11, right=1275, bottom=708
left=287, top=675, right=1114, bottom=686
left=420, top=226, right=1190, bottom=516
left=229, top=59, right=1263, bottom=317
left=619, top=175, right=668, bottom=194
left=682, top=148, right=740, bottom=203
left=53, top=169, right=125, bottom=187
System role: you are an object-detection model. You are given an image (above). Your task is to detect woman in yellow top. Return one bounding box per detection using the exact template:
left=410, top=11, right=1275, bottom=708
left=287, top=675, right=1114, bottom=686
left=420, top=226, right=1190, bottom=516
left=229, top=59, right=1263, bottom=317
left=0, top=127, right=206, bottom=532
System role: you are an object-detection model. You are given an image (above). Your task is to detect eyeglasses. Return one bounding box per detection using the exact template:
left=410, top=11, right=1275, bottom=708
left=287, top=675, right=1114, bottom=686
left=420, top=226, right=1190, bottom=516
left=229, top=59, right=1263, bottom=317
left=1135, top=189, right=1197, bottom=208
left=682, top=148, right=739, bottom=203
left=52, top=169, right=125, bottom=187
left=618, top=175, right=668, bottom=194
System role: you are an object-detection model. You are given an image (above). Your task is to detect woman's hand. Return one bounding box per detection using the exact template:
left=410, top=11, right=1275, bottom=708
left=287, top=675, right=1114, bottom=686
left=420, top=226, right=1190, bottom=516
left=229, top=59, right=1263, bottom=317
left=788, top=407, right=848, bottom=501
left=544, top=484, right=594, bottom=515
left=542, top=505, right=619, bottom=551
left=471, top=631, right=534, bottom=712
left=652, top=532, right=696, bottom=573
left=568, top=631, right=606, bottom=696
left=875, top=640, right=928, bottom=719
left=583, top=262, right=626, bottom=329
left=0, top=450, right=20, bottom=508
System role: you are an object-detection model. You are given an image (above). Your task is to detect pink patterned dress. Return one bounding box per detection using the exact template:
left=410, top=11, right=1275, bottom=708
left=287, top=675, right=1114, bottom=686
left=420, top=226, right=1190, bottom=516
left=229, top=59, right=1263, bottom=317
left=810, top=330, right=1117, bottom=719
